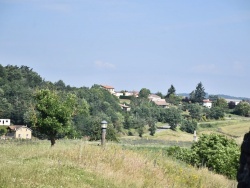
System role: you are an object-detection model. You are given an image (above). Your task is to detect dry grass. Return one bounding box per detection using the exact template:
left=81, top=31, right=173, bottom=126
left=152, top=129, right=193, bottom=142
left=219, top=121, right=250, bottom=136
left=0, top=139, right=236, bottom=188
left=219, top=120, right=250, bottom=144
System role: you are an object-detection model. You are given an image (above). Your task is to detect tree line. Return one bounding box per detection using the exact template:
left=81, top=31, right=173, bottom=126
left=0, top=65, right=250, bottom=145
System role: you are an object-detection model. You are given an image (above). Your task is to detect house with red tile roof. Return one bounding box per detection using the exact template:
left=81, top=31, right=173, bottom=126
left=101, top=85, right=115, bottom=94
left=203, top=99, right=212, bottom=108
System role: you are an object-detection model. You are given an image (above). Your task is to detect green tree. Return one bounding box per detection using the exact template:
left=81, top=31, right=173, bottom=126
left=213, top=98, right=228, bottom=111
left=155, top=91, right=164, bottom=99
left=112, top=112, right=124, bottom=133
left=165, top=107, right=182, bottom=130
left=134, top=118, right=146, bottom=137
left=180, top=119, right=197, bottom=134
left=190, top=134, right=240, bottom=179
left=190, top=82, right=206, bottom=103
left=33, top=89, right=79, bottom=146
left=208, top=106, right=225, bottom=120
left=84, top=116, right=118, bottom=142
left=0, top=95, right=12, bottom=118
left=138, top=88, right=150, bottom=98
left=234, top=102, right=250, bottom=117
left=0, top=126, right=7, bottom=136
left=124, top=114, right=134, bottom=129
left=189, top=91, right=195, bottom=102
left=54, top=80, right=66, bottom=90
left=208, top=95, right=219, bottom=102
left=188, top=103, right=203, bottom=120
left=147, top=117, right=157, bottom=136
left=166, top=93, right=182, bottom=105
left=166, top=84, right=176, bottom=98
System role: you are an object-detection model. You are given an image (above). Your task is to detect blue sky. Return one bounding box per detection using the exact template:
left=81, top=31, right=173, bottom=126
left=0, top=0, right=250, bottom=97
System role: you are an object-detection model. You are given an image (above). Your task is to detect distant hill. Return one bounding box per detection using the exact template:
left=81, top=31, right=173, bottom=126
left=215, top=94, right=250, bottom=100
left=178, top=93, right=250, bottom=100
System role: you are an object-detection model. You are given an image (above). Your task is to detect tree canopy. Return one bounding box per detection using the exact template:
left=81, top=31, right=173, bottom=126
left=138, top=88, right=151, bottom=98
left=190, top=82, right=206, bottom=103
left=32, top=89, right=82, bottom=146
left=166, top=84, right=176, bottom=98
left=0, top=64, right=247, bottom=142
left=234, top=102, right=250, bottom=117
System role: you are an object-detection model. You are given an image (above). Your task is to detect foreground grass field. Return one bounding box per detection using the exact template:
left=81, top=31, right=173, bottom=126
left=0, top=140, right=236, bottom=188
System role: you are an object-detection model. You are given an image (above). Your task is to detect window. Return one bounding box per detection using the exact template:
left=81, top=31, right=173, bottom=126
left=18, top=134, right=21, bottom=138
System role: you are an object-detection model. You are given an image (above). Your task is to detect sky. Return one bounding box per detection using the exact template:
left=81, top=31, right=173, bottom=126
left=0, top=0, right=250, bottom=98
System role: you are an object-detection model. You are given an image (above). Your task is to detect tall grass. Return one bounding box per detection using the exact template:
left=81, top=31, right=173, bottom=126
left=0, top=139, right=237, bottom=188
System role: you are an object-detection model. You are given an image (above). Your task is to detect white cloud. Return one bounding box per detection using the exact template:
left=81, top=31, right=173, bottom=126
left=94, top=60, right=116, bottom=70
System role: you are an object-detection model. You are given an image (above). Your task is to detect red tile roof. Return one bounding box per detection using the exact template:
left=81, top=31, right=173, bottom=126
left=101, top=85, right=114, bottom=89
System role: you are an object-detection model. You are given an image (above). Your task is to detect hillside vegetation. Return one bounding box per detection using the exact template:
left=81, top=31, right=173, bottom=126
left=1, top=64, right=250, bottom=185
left=0, top=140, right=237, bottom=188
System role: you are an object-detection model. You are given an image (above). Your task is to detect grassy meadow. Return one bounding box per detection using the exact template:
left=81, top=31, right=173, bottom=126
left=0, top=139, right=237, bottom=188
left=1, top=115, right=249, bottom=188
left=197, top=116, right=250, bottom=144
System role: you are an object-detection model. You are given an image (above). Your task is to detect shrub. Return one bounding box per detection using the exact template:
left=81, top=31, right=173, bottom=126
left=0, top=127, right=7, bottom=136
left=166, top=134, right=240, bottom=179
left=207, top=107, right=225, bottom=120
left=165, top=146, right=193, bottom=163
left=180, top=119, right=197, bottom=134
left=190, top=134, right=240, bottom=179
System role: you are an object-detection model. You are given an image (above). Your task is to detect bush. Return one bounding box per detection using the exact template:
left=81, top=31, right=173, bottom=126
left=166, top=134, right=240, bottom=179
left=207, top=107, right=225, bottom=120
left=0, top=127, right=7, bottom=136
left=165, top=146, right=193, bottom=163
left=190, top=134, right=240, bottom=179
left=180, top=119, right=197, bottom=134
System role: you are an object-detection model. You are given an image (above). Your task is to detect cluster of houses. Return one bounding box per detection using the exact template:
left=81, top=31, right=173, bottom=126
left=0, top=85, right=242, bottom=140
left=101, top=85, right=242, bottom=110
left=101, top=85, right=170, bottom=110
left=0, top=119, right=32, bottom=140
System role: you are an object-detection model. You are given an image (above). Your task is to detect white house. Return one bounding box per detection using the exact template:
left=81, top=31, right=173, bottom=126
left=101, top=85, right=115, bottom=94
left=203, top=99, right=212, bottom=108
left=114, top=91, right=123, bottom=97
left=0, top=119, right=11, bottom=126
left=153, top=99, right=170, bottom=108
left=6, top=125, right=32, bottom=139
left=148, top=94, right=161, bottom=101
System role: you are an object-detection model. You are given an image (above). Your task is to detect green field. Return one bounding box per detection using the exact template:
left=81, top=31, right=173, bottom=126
left=120, top=116, right=250, bottom=147
left=197, top=117, right=250, bottom=144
